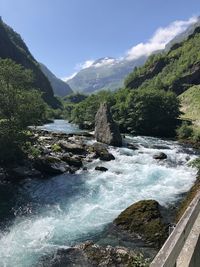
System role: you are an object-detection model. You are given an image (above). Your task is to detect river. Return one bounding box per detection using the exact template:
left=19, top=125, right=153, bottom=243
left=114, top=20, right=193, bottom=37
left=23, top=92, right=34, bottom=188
left=0, top=120, right=198, bottom=266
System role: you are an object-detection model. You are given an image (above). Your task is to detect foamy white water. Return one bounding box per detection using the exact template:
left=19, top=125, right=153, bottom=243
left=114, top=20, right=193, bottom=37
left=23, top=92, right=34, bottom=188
left=0, top=124, right=198, bottom=266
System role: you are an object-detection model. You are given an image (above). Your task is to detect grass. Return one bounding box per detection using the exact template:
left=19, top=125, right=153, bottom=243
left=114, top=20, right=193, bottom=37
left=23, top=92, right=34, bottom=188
left=179, top=85, right=200, bottom=125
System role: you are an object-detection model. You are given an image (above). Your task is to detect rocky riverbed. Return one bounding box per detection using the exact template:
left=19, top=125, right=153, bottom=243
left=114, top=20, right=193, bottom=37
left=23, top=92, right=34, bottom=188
left=0, top=120, right=198, bottom=267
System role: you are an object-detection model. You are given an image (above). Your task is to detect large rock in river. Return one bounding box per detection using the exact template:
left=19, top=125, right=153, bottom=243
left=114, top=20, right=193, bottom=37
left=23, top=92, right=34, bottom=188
left=92, top=142, right=115, bottom=161
left=34, top=156, right=70, bottom=175
left=95, top=103, right=122, bottom=147
left=39, top=241, right=149, bottom=267
left=114, top=200, right=167, bottom=248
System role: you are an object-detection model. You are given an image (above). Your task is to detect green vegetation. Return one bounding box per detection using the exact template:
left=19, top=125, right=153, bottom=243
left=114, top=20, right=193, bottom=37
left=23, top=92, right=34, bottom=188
left=129, top=254, right=151, bottom=267
left=51, top=143, right=62, bottom=152
left=66, top=87, right=180, bottom=136
left=67, top=27, right=200, bottom=138
left=176, top=157, right=200, bottom=222
left=0, top=59, right=47, bottom=163
left=0, top=18, right=60, bottom=108
left=114, top=199, right=167, bottom=248
left=63, top=91, right=114, bottom=129
left=63, top=92, right=88, bottom=104
left=113, top=88, right=180, bottom=136
left=125, top=27, right=200, bottom=95
left=176, top=122, right=193, bottom=139
left=179, top=85, right=200, bottom=124
left=176, top=122, right=200, bottom=142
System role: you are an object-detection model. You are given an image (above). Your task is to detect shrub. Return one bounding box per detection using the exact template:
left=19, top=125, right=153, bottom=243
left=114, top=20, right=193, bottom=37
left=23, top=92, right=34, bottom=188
left=51, top=143, right=62, bottom=152
left=176, top=122, right=193, bottom=139
left=192, top=128, right=200, bottom=142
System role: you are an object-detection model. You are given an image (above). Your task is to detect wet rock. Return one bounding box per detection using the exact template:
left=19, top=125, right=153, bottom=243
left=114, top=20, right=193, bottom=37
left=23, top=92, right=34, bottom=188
left=59, top=142, right=87, bottom=155
left=92, top=143, right=115, bottom=161
left=34, top=156, right=69, bottom=175
left=61, top=154, right=83, bottom=168
left=0, top=167, right=6, bottom=181
left=42, top=147, right=51, bottom=155
left=152, top=145, right=170, bottom=150
left=38, top=136, right=53, bottom=142
left=95, top=166, right=108, bottom=172
left=114, top=200, right=167, bottom=248
left=95, top=103, right=122, bottom=147
left=50, top=132, right=69, bottom=139
left=153, top=152, right=167, bottom=160
left=38, top=241, right=149, bottom=267
left=127, top=143, right=138, bottom=150
left=73, top=132, right=94, bottom=138
left=8, top=165, right=41, bottom=179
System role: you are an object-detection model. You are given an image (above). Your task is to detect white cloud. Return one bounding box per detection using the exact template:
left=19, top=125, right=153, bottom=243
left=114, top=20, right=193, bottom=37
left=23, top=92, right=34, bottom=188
left=76, top=60, right=95, bottom=70
left=93, top=57, right=116, bottom=68
left=62, top=72, right=78, bottom=82
left=126, top=16, right=198, bottom=60
left=62, top=60, right=94, bottom=81
left=63, top=16, right=199, bottom=80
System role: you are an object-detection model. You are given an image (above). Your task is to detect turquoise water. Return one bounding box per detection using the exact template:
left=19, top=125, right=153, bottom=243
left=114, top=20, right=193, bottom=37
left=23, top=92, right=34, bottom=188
left=0, top=120, right=198, bottom=267
left=36, top=119, right=82, bottom=133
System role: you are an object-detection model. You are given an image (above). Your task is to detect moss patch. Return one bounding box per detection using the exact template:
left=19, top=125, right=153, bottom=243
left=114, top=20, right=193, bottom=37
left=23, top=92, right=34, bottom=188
left=176, top=172, right=200, bottom=222
left=114, top=200, right=167, bottom=248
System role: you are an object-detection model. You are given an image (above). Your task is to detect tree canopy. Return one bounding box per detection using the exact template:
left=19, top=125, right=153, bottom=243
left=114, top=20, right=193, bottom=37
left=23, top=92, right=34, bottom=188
left=0, top=59, right=47, bottom=163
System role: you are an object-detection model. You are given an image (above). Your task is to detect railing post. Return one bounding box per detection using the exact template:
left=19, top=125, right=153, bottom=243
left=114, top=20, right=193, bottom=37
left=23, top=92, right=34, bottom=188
left=150, top=192, right=200, bottom=267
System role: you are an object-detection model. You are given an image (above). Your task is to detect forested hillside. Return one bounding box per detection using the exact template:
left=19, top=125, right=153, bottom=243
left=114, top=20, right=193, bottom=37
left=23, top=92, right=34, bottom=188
left=125, top=27, right=200, bottom=95
left=0, top=18, right=60, bottom=108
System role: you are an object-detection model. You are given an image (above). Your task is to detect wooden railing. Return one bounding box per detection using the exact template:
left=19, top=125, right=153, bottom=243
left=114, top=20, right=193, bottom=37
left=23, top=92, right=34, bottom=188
left=150, top=191, right=200, bottom=267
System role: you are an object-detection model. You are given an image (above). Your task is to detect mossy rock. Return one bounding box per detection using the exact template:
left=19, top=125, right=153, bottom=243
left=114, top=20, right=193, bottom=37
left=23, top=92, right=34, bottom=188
left=114, top=200, right=167, bottom=248
left=176, top=172, right=200, bottom=222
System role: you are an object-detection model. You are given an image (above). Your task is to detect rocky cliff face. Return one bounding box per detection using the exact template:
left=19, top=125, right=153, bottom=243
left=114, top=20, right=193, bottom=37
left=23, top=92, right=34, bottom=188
left=0, top=18, right=60, bottom=108
left=95, top=103, right=122, bottom=147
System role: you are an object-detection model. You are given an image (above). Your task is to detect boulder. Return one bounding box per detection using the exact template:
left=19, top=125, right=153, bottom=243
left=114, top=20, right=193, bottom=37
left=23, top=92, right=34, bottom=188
left=59, top=142, right=86, bottom=155
left=8, top=166, right=41, bottom=179
left=95, top=166, right=108, bottom=172
left=34, top=156, right=69, bottom=175
left=38, top=241, right=149, bottom=267
left=127, top=143, right=138, bottom=150
left=153, top=152, right=167, bottom=160
left=114, top=200, right=167, bottom=248
left=92, top=142, right=115, bottom=161
left=61, top=154, right=83, bottom=168
left=95, top=103, right=122, bottom=147
left=0, top=167, right=6, bottom=181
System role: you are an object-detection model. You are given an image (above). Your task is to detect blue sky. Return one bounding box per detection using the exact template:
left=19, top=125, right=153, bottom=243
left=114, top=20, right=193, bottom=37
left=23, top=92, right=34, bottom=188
left=0, top=0, right=199, bottom=79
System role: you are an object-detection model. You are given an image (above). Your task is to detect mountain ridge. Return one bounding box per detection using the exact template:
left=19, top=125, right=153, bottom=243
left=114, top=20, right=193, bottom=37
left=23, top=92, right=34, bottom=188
left=67, top=18, right=199, bottom=94
left=67, top=55, right=147, bottom=93
left=0, top=18, right=60, bottom=108
left=40, top=63, right=73, bottom=97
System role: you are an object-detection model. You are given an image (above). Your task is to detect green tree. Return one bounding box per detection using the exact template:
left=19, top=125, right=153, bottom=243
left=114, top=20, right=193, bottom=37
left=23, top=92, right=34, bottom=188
left=70, top=90, right=115, bottom=129
left=0, top=59, right=46, bottom=163
left=122, top=89, right=181, bottom=136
